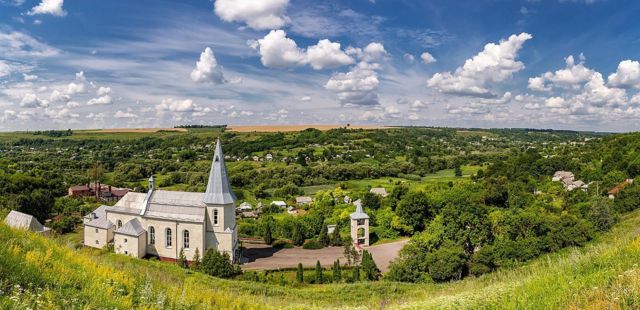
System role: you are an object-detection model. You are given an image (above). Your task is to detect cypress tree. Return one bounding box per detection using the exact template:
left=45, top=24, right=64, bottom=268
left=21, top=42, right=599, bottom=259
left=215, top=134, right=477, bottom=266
left=293, top=222, right=304, bottom=246
left=318, top=225, right=329, bottom=247
left=330, top=224, right=342, bottom=246
left=296, top=263, right=304, bottom=283
left=264, top=219, right=273, bottom=245
left=361, top=250, right=380, bottom=281
left=177, top=248, right=188, bottom=269
left=352, top=265, right=360, bottom=282
left=333, top=259, right=342, bottom=283
left=315, top=260, right=323, bottom=284
left=191, top=248, right=201, bottom=271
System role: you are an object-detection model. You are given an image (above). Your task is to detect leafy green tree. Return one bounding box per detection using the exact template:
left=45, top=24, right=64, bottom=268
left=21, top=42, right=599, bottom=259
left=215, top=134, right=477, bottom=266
left=425, top=243, right=466, bottom=282
left=315, top=260, right=323, bottom=284
left=332, top=259, right=342, bottom=282
left=292, top=222, right=305, bottom=246
left=296, top=263, right=304, bottom=283
left=615, top=183, right=640, bottom=213
left=330, top=224, right=342, bottom=246
left=318, top=225, right=329, bottom=247
left=362, top=192, right=381, bottom=210
left=200, top=249, right=239, bottom=279
left=389, top=183, right=409, bottom=210
left=454, top=165, right=462, bottom=177
left=396, top=191, right=433, bottom=233
left=588, top=197, right=617, bottom=231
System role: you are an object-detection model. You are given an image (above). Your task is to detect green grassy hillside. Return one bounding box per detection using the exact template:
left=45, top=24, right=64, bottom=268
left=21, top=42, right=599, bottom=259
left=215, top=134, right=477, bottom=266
left=3, top=209, right=640, bottom=309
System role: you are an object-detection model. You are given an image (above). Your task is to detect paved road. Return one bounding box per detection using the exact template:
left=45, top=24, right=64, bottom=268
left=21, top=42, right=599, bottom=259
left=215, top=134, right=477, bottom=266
left=241, top=239, right=409, bottom=272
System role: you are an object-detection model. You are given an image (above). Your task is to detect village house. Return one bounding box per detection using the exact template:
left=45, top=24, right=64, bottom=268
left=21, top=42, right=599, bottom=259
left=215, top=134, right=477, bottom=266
left=271, top=201, right=287, bottom=208
left=370, top=187, right=388, bottom=197
left=83, top=139, right=239, bottom=262
left=4, top=210, right=51, bottom=236
left=237, top=202, right=252, bottom=211
left=552, top=171, right=588, bottom=191
left=69, top=183, right=129, bottom=202
left=608, top=179, right=634, bottom=199
left=295, top=196, right=313, bottom=206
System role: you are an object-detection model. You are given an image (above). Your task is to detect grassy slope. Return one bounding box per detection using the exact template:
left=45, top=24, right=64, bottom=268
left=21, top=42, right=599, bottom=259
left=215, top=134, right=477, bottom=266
left=3, top=209, right=640, bottom=309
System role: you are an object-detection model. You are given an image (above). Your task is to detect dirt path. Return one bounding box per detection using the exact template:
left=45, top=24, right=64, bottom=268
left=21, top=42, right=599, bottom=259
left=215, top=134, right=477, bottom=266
left=240, top=239, right=409, bottom=272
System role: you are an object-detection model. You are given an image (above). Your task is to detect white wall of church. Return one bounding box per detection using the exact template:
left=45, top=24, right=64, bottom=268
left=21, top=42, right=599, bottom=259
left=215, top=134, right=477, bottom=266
left=84, top=226, right=113, bottom=249
left=114, top=233, right=146, bottom=258
left=143, top=218, right=204, bottom=261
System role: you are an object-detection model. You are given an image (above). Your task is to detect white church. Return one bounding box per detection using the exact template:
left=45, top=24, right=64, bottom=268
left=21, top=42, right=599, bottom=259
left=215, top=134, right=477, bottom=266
left=83, top=139, right=239, bottom=262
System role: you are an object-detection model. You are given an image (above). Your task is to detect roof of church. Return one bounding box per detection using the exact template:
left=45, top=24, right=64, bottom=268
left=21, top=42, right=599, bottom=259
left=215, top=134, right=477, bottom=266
left=85, top=217, right=115, bottom=229
left=203, top=139, right=236, bottom=205
left=115, top=218, right=145, bottom=236
left=350, top=200, right=369, bottom=220
left=4, top=210, right=51, bottom=233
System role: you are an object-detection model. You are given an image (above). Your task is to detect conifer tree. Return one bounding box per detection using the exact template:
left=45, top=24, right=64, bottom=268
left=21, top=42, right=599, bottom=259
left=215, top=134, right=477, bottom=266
left=293, top=222, right=304, bottom=246
left=177, top=248, right=188, bottom=269
left=318, top=225, right=329, bottom=247
left=361, top=250, right=380, bottom=280
left=191, top=248, right=201, bottom=271
left=296, top=263, right=304, bottom=283
left=263, top=219, right=273, bottom=245
left=315, top=260, right=323, bottom=284
left=352, top=265, right=360, bottom=282
left=330, top=224, right=342, bottom=246
left=333, top=259, right=342, bottom=282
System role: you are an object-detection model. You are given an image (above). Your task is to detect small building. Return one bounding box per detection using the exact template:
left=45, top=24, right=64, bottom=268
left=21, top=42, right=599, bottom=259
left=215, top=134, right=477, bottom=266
left=369, top=187, right=388, bottom=197
left=265, top=154, right=273, bottom=161
left=240, top=211, right=259, bottom=218
left=237, top=202, right=252, bottom=211
left=295, top=196, right=313, bottom=205
left=327, top=224, right=336, bottom=235
left=608, top=179, right=634, bottom=199
left=552, top=171, right=574, bottom=182
left=68, top=184, right=92, bottom=197
left=3, top=210, right=51, bottom=236
left=350, top=201, right=369, bottom=247
left=113, top=218, right=147, bottom=258
left=343, top=196, right=352, bottom=204
left=271, top=201, right=287, bottom=208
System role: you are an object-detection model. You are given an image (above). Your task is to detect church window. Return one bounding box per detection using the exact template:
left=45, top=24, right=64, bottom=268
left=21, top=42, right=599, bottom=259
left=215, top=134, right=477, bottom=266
left=117, top=220, right=122, bottom=228
left=183, top=230, right=190, bottom=249
left=149, top=226, right=155, bottom=245
left=166, top=228, right=172, bottom=247
left=95, top=240, right=99, bottom=245
left=214, top=209, right=219, bottom=225
left=124, top=238, right=128, bottom=244
left=95, top=228, right=98, bottom=233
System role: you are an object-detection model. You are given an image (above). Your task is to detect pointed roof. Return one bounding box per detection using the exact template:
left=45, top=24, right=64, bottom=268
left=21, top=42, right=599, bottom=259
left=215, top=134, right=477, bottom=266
left=350, top=200, right=369, bottom=220
left=203, top=139, right=236, bottom=205
left=4, top=210, right=51, bottom=233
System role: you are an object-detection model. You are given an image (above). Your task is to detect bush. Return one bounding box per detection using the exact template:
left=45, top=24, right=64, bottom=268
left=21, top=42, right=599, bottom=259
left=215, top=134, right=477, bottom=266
left=200, top=249, right=241, bottom=279
left=272, top=239, right=294, bottom=249
left=302, top=239, right=323, bottom=250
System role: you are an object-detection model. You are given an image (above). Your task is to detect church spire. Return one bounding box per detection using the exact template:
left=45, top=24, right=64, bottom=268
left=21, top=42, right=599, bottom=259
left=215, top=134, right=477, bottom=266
left=203, top=139, right=236, bottom=205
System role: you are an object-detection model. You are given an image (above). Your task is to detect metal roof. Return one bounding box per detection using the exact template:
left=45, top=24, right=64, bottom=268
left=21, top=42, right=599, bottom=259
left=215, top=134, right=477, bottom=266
left=350, top=201, right=369, bottom=220
left=202, top=139, right=236, bottom=205
left=114, top=218, right=146, bottom=236
left=85, top=217, right=115, bottom=229
left=4, top=210, right=51, bottom=233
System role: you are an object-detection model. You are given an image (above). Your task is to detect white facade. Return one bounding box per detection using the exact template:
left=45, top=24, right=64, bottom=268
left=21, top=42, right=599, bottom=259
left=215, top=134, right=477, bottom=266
left=350, top=201, right=370, bottom=247
left=83, top=139, right=239, bottom=262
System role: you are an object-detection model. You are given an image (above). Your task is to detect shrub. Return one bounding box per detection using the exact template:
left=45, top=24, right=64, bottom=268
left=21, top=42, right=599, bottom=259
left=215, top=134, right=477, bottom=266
left=302, top=239, right=323, bottom=250
left=200, top=249, right=241, bottom=279
left=272, top=239, right=294, bottom=249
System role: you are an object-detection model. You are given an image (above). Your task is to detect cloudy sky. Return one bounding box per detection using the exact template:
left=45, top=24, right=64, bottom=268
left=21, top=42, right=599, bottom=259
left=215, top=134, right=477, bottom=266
left=1, top=0, right=640, bottom=131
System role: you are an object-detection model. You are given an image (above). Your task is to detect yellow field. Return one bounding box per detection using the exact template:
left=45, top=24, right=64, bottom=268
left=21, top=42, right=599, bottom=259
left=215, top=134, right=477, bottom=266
left=227, top=124, right=386, bottom=132
left=84, top=128, right=188, bottom=133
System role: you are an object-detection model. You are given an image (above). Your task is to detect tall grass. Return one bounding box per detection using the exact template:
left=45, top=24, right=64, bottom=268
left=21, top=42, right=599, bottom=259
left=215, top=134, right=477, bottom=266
left=2, top=210, right=640, bottom=309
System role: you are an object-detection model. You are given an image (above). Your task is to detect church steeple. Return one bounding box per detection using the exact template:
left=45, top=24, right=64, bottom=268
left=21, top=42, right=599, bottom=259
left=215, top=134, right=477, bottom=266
left=203, top=139, right=236, bottom=205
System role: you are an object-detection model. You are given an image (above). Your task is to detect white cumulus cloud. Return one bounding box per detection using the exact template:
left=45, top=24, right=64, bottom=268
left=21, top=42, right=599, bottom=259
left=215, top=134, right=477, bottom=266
left=27, top=0, right=66, bottom=17
left=214, top=0, right=289, bottom=30
left=420, top=52, right=436, bottom=64
left=608, top=60, right=640, bottom=89
left=190, top=47, right=227, bottom=84
left=325, top=62, right=381, bottom=106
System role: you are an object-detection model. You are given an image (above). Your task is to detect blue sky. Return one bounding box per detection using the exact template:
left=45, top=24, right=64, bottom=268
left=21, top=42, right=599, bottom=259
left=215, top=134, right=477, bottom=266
left=1, top=0, right=640, bottom=131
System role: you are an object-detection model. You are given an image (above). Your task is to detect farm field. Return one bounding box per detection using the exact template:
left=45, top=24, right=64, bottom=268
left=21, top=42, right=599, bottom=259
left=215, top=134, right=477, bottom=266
left=227, top=124, right=387, bottom=132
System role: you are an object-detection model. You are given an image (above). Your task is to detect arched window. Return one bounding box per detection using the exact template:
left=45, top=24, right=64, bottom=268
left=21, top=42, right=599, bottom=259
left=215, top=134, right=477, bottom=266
left=357, top=227, right=365, bottom=238
left=183, top=230, right=190, bottom=249
left=149, top=226, right=155, bottom=245
left=166, top=228, right=172, bottom=247
left=213, top=208, right=219, bottom=225
left=117, top=220, right=122, bottom=228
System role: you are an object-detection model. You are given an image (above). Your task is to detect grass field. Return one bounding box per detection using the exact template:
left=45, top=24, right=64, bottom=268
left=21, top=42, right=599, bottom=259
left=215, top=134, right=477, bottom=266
left=3, top=208, right=640, bottom=308
left=2, top=202, right=640, bottom=310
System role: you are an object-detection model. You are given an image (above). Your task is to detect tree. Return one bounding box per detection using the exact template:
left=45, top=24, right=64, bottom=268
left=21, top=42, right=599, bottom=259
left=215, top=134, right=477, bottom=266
left=330, top=224, right=342, bottom=246
left=454, top=165, right=462, bottom=177
left=332, top=259, right=342, bottom=282
left=343, top=237, right=360, bottom=266
left=362, top=192, right=381, bottom=210
left=315, top=260, right=323, bottom=284
left=352, top=265, right=360, bottom=282
left=191, top=248, right=201, bottom=271
left=425, top=243, right=466, bottom=282
left=396, top=191, right=433, bottom=233
left=263, top=218, right=273, bottom=245
left=296, top=263, right=304, bottom=283
left=200, top=249, right=239, bottom=279
left=588, top=197, right=617, bottom=231
left=318, top=225, right=329, bottom=247
left=293, top=222, right=305, bottom=246
left=177, top=248, right=188, bottom=269
left=389, top=183, right=409, bottom=210
left=360, top=250, right=380, bottom=281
